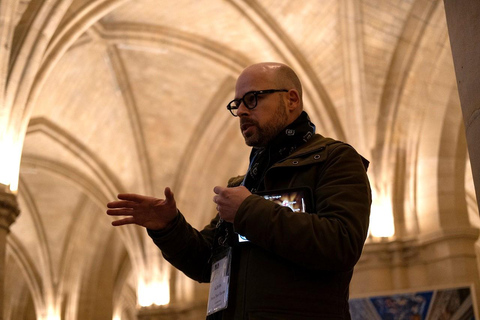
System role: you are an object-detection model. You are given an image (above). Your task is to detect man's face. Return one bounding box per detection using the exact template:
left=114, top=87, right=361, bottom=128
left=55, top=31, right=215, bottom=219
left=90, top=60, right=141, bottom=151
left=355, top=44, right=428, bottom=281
left=235, top=71, right=289, bottom=147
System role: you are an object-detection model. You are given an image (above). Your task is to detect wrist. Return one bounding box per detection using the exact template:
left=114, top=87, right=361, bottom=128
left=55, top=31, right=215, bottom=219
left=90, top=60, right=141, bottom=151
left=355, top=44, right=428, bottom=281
left=148, top=211, right=180, bottom=233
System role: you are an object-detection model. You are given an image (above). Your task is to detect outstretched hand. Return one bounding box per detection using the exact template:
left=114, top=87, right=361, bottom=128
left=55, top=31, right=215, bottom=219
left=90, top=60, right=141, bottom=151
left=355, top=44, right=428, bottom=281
left=106, top=187, right=178, bottom=230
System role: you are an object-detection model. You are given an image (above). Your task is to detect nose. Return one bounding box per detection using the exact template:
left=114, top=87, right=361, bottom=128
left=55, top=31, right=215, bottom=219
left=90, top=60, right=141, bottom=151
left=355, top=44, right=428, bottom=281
left=236, top=100, right=250, bottom=117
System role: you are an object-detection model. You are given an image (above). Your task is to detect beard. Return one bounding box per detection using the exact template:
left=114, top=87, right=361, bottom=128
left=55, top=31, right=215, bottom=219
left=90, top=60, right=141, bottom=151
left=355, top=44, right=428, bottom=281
left=240, top=99, right=289, bottom=147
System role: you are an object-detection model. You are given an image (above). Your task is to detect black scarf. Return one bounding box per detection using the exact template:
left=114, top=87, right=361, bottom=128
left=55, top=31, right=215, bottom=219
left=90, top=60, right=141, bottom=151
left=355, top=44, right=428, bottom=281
left=242, top=111, right=316, bottom=192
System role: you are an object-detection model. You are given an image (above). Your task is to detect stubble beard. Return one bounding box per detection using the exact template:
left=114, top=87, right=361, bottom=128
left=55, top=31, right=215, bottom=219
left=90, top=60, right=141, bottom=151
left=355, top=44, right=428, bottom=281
left=242, top=100, right=289, bottom=148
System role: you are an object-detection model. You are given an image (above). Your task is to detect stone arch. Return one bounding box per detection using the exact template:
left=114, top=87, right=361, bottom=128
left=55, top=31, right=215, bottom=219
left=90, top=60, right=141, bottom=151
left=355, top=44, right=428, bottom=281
left=6, top=234, right=43, bottom=318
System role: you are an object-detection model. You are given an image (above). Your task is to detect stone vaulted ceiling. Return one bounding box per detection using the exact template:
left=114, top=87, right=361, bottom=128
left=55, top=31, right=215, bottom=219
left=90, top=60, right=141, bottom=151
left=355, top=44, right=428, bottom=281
left=2, top=0, right=479, bottom=319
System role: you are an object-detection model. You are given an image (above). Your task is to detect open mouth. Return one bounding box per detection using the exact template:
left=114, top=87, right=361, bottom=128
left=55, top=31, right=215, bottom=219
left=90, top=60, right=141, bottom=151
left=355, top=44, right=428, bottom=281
left=241, top=123, right=252, bottom=132
left=240, top=121, right=256, bottom=135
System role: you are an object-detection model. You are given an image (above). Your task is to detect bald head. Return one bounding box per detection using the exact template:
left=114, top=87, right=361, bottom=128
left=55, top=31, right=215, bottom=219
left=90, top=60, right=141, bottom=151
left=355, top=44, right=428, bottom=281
left=238, top=62, right=303, bottom=109
left=239, top=62, right=302, bottom=100
left=234, top=62, right=304, bottom=146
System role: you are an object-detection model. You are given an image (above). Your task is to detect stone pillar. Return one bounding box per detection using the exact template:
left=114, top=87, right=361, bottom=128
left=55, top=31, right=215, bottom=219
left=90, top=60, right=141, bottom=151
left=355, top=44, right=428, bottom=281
left=0, top=186, right=20, bottom=320
left=443, top=0, right=480, bottom=212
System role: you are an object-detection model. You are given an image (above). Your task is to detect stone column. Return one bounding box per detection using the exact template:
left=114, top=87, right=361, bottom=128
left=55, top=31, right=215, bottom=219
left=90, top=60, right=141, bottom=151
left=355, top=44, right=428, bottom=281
left=0, top=186, right=20, bottom=320
left=443, top=0, right=480, bottom=212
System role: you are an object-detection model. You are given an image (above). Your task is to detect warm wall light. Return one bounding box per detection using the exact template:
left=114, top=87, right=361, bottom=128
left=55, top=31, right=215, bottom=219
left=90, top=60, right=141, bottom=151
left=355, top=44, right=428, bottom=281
left=138, top=279, right=170, bottom=307
left=369, top=189, right=395, bottom=238
left=42, top=307, right=60, bottom=320
left=0, top=132, right=21, bottom=192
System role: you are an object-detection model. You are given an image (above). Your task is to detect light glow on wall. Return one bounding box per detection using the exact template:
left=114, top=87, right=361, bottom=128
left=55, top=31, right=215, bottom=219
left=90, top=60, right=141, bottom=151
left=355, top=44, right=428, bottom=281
left=41, top=307, right=60, bottom=320
left=369, top=189, right=395, bottom=238
left=138, top=278, right=170, bottom=307
left=0, top=132, right=20, bottom=192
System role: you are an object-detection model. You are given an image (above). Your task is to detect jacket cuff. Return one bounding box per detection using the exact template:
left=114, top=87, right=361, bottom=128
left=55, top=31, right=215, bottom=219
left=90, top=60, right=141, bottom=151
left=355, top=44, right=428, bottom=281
left=234, top=194, right=265, bottom=234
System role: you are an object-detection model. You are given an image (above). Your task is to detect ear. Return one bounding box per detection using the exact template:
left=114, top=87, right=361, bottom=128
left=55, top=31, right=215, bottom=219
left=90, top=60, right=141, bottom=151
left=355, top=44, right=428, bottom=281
left=286, top=89, right=301, bottom=112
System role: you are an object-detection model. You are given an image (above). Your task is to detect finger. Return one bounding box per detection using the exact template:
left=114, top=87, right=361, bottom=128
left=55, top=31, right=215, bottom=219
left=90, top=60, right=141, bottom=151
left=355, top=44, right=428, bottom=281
left=106, top=208, right=134, bottom=216
left=107, top=200, right=138, bottom=209
left=117, top=193, right=148, bottom=202
left=111, top=217, right=135, bottom=226
left=214, top=195, right=227, bottom=206
left=213, top=186, right=225, bottom=195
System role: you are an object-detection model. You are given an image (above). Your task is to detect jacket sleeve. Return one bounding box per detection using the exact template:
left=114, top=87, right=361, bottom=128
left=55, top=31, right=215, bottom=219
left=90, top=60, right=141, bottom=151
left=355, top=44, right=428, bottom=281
left=233, top=143, right=371, bottom=272
left=147, top=212, right=219, bottom=282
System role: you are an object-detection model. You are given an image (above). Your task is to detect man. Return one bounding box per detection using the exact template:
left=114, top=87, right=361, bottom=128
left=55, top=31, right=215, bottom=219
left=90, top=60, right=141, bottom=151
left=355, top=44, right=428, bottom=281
left=107, top=62, right=371, bottom=319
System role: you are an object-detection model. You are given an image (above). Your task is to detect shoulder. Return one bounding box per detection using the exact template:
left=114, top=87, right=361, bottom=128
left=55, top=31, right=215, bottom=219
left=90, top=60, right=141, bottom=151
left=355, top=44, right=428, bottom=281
left=307, top=134, right=342, bottom=149
left=291, top=134, right=343, bottom=156
left=294, top=134, right=369, bottom=170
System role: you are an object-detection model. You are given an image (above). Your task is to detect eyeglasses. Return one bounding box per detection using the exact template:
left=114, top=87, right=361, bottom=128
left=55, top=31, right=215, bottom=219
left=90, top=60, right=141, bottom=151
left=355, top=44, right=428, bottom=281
left=226, top=89, right=288, bottom=117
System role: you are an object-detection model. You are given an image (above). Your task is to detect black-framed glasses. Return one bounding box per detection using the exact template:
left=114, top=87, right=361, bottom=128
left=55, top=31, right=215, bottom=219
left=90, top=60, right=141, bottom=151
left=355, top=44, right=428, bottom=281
left=226, top=89, right=288, bottom=117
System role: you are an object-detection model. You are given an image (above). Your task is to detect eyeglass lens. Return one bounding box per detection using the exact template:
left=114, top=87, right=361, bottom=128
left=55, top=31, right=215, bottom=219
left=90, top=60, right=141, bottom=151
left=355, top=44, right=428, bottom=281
left=243, top=92, right=256, bottom=108
left=228, top=92, right=256, bottom=116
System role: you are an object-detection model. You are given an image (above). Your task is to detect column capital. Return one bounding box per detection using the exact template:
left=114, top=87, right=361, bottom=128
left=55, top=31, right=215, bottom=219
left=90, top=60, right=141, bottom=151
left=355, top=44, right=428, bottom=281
left=0, top=191, right=20, bottom=230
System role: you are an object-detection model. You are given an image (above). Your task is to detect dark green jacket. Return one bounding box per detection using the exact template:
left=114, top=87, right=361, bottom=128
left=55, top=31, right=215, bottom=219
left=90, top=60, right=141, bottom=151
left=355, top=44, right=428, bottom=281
left=148, top=134, right=371, bottom=320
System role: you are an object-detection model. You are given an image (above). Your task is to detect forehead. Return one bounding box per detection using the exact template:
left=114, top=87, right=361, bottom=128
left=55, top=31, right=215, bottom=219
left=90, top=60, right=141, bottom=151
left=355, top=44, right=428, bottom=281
left=235, top=67, right=276, bottom=96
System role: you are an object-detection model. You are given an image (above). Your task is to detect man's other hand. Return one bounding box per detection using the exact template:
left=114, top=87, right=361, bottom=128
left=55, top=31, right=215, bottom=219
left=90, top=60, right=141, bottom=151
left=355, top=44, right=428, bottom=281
left=213, top=186, right=251, bottom=223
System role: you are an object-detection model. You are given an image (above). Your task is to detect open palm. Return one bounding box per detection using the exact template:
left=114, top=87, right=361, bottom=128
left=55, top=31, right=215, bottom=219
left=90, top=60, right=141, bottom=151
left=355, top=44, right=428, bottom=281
left=106, top=187, right=178, bottom=230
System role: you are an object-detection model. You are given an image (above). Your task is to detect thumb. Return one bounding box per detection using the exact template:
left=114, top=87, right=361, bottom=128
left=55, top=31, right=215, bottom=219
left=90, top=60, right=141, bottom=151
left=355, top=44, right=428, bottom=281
left=213, top=186, right=225, bottom=195
left=164, top=187, right=175, bottom=201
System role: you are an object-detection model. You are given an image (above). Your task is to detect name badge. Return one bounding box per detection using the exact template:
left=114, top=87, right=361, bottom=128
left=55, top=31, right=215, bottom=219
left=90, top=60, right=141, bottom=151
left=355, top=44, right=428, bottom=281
left=206, top=247, right=232, bottom=316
